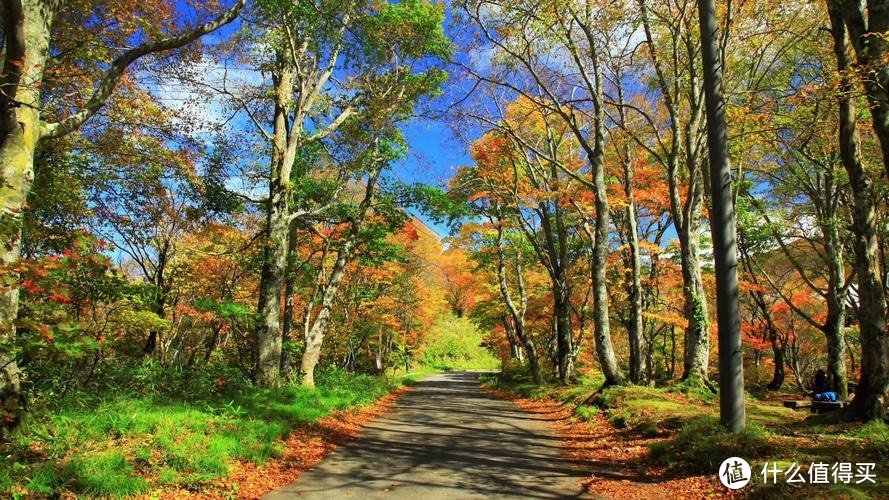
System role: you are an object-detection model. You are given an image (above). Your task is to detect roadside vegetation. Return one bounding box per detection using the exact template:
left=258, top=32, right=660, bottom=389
left=483, top=367, right=889, bottom=497
left=2, top=310, right=495, bottom=497
left=1, top=367, right=419, bottom=497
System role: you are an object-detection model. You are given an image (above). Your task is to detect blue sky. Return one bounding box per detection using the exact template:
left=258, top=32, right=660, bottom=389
left=389, top=118, right=470, bottom=238
left=170, top=1, right=481, bottom=240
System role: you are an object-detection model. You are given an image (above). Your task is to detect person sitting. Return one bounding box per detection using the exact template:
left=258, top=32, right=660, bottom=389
left=811, top=369, right=837, bottom=402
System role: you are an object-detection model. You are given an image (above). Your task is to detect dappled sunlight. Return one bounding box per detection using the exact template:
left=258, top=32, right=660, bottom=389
left=268, top=373, right=585, bottom=499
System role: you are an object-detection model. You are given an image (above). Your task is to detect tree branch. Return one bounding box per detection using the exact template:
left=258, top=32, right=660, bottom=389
left=40, top=0, right=246, bottom=140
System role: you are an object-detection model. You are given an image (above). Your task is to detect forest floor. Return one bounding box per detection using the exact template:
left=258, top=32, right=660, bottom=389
left=483, top=369, right=889, bottom=499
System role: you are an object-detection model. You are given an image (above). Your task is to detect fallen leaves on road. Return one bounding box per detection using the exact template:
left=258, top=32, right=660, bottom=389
left=483, top=387, right=730, bottom=499
left=159, top=387, right=409, bottom=499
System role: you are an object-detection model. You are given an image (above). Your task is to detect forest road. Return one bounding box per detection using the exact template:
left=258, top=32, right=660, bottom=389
left=265, top=371, right=586, bottom=499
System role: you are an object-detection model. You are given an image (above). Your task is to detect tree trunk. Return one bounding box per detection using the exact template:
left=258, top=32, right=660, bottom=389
left=0, top=3, right=53, bottom=432
left=203, top=323, right=223, bottom=363
left=679, top=54, right=711, bottom=384
left=300, top=235, right=353, bottom=388
left=143, top=303, right=164, bottom=355
left=834, top=0, right=889, bottom=181
left=143, top=275, right=167, bottom=356
left=502, top=316, right=521, bottom=361
left=821, top=168, right=849, bottom=400
left=828, top=4, right=889, bottom=421
left=280, top=268, right=295, bottom=374
left=254, top=193, right=289, bottom=386
left=253, top=60, right=296, bottom=387
left=638, top=0, right=710, bottom=384
left=280, top=231, right=299, bottom=375
left=698, top=0, right=746, bottom=432
left=679, top=231, right=710, bottom=382
left=824, top=236, right=849, bottom=400
left=615, top=71, right=647, bottom=385
left=553, top=284, right=574, bottom=384
left=553, top=13, right=624, bottom=387
left=670, top=325, right=677, bottom=380
left=300, top=164, right=383, bottom=387
left=825, top=315, right=848, bottom=399
left=760, top=300, right=784, bottom=391
left=588, top=40, right=624, bottom=388
left=769, top=338, right=785, bottom=391
left=494, top=223, right=542, bottom=384
left=624, top=198, right=646, bottom=385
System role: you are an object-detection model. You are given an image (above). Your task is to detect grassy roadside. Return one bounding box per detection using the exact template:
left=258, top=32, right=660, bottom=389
left=481, top=367, right=888, bottom=498
left=1, top=368, right=426, bottom=497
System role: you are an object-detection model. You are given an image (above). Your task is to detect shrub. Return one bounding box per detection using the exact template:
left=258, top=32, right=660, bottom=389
left=0, top=367, right=397, bottom=497
left=610, top=410, right=630, bottom=429
left=575, top=405, right=599, bottom=421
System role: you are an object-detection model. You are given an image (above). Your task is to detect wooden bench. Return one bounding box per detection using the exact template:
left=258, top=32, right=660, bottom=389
left=811, top=400, right=849, bottom=414
left=782, top=399, right=850, bottom=413
left=783, top=400, right=812, bottom=410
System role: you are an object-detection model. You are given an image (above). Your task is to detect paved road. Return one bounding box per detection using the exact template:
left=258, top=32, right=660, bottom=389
left=265, top=372, right=585, bottom=499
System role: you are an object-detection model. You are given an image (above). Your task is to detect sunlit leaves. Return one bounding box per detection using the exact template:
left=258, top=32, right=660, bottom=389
left=361, top=0, right=453, bottom=61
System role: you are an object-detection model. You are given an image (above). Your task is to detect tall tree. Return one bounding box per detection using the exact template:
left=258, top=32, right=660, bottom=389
left=464, top=117, right=582, bottom=384
left=697, top=0, right=745, bottom=432
left=827, top=3, right=888, bottom=421
left=831, top=0, right=889, bottom=181
left=299, top=133, right=406, bottom=387
left=239, top=0, right=358, bottom=387
left=492, top=216, right=543, bottom=384
left=452, top=162, right=544, bottom=384
left=609, top=57, right=648, bottom=384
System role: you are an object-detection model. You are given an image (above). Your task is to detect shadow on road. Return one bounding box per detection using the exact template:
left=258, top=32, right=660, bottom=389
left=266, top=372, right=585, bottom=499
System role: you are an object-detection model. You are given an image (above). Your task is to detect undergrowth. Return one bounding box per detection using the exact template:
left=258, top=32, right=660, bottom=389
left=1, top=366, right=412, bottom=497
left=483, top=368, right=888, bottom=497
left=649, top=417, right=774, bottom=471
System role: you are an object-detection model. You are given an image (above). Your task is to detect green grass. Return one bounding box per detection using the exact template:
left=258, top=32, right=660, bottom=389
left=64, top=450, right=150, bottom=496
left=393, top=366, right=439, bottom=385
left=850, top=420, right=889, bottom=460
left=649, top=416, right=774, bottom=471
left=1, top=368, right=403, bottom=497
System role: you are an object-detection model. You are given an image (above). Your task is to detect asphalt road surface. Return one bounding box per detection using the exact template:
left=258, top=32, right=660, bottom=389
left=265, top=372, right=585, bottom=499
